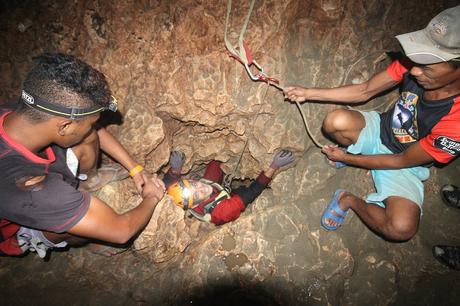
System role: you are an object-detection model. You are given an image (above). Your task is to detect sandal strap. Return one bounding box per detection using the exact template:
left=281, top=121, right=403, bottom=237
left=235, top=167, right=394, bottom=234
left=324, top=213, right=344, bottom=224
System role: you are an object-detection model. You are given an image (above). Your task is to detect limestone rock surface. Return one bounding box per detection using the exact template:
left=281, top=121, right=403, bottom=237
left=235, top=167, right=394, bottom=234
left=1, top=0, right=460, bottom=305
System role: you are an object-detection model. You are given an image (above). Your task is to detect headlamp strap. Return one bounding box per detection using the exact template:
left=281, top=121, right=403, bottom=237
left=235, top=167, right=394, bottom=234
left=178, top=180, right=191, bottom=210
left=21, top=90, right=117, bottom=119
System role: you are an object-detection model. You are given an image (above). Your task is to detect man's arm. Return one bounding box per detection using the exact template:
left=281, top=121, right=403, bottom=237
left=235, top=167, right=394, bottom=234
left=322, top=142, right=434, bottom=170
left=97, top=128, right=147, bottom=192
left=232, top=150, right=294, bottom=205
left=283, top=69, right=399, bottom=104
left=232, top=170, right=272, bottom=206
left=68, top=174, right=165, bottom=244
left=97, top=128, right=138, bottom=170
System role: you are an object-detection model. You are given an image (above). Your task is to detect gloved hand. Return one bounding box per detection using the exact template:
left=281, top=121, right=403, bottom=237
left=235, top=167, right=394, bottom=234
left=270, top=149, right=295, bottom=169
left=170, top=151, right=186, bottom=172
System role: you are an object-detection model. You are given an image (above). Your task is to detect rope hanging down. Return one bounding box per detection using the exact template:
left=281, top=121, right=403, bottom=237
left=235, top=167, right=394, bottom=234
left=224, top=0, right=326, bottom=151
left=224, top=0, right=283, bottom=91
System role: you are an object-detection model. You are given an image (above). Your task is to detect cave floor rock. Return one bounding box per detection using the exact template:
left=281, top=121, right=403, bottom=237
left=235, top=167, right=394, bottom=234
left=1, top=157, right=459, bottom=306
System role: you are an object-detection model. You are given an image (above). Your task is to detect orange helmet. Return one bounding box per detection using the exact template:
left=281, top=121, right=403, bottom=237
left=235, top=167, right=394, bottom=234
left=167, top=179, right=193, bottom=210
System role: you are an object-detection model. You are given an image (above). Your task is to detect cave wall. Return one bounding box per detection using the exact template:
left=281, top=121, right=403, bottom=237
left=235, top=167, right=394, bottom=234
left=1, top=0, right=452, bottom=176
left=1, top=0, right=458, bottom=305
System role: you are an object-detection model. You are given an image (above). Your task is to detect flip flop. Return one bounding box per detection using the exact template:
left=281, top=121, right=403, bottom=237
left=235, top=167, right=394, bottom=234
left=321, top=189, right=349, bottom=231
left=440, top=184, right=460, bottom=209
left=325, top=157, right=347, bottom=169
left=432, top=245, right=460, bottom=270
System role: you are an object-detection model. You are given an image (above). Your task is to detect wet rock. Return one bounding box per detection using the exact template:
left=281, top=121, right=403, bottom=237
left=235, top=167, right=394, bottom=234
left=343, top=253, right=398, bottom=305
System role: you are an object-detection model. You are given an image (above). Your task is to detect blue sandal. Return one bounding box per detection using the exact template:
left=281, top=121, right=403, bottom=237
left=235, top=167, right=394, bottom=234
left=321, top=189, right=349, bottom=231
left=326, top=157, right=347, bottom=169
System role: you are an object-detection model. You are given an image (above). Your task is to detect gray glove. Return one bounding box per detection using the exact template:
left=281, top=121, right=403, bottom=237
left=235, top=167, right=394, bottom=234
left=170, top=151, right=186, bottom=172
left=270, top=149, right=295, bottom=169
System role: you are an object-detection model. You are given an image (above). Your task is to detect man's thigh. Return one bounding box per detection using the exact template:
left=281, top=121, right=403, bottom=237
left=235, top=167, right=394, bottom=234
left=384, top=196, right=421, bottom=231
left=71, top=129, right=100, bottom=172
left=367, top=166, right=426, bottom=210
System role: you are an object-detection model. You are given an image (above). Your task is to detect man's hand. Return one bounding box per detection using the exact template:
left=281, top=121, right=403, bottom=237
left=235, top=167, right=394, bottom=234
left=170, top=151, right=186, bottom=173
left=283, top=86, right=310, bottom=102
left=321, top=145, right=347, bottom=163
left=141, top=173, right=165, bottom=201
left=132, top=170, right=148, bottom=194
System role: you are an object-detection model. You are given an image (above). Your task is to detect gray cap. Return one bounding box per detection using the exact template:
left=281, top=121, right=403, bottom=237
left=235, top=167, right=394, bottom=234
left=395, top=5, right=460, bottom=64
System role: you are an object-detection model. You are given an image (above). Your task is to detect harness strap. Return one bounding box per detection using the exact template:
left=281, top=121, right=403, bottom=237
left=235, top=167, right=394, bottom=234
left=187, top=210, right=212, bottom=223
left=204, top=190, right=230, bottom=214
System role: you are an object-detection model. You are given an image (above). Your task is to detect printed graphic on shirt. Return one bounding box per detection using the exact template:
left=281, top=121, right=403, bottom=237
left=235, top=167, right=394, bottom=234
left=391, top=91, right=419, bottom=144
left=434, top=136, right=460, bottom=156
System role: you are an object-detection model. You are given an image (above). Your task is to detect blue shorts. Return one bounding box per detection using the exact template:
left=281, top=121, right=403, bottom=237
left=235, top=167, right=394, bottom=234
left=346, top=111, right=430, bottom=212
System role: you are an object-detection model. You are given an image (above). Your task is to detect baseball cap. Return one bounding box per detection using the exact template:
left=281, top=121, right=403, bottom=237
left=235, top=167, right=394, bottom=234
left=395, top=5, right=460, bottom=64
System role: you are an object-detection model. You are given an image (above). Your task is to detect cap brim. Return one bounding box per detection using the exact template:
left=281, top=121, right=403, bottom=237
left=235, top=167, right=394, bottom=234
left=396, top=30, right=458, bottom=64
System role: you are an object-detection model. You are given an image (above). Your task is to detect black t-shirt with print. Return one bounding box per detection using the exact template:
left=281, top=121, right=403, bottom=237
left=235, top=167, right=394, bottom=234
left=380, top=66, right=460, bottom=161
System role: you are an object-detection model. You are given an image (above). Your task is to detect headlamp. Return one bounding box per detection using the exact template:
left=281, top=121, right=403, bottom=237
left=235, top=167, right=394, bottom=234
left=21, top=90, right=117, bottom=119
left=178, top=180, right=192, bottom=209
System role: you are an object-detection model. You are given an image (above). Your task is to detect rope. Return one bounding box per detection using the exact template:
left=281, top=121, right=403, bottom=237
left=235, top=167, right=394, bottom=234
left=224, top=0, right=255, bottom=66
left=293, top=50, right=393, bottom=149
left=223, top=0, right=327, bottom=156
left=224, top=0, right=283, bottom=90
left=223, top=2, right=397, bottom=152
left=295, top=101, right=324, bottom=148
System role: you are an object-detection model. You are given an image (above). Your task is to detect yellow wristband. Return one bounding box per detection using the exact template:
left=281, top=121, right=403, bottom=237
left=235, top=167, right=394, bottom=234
left=129, top=165, right=144, bottom=177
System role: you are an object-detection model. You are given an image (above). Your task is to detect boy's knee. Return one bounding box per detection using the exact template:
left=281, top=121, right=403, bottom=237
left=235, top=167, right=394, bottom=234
left=387, top=217, right=418, bottom=241
left=322, top=109, right=352, bottom=133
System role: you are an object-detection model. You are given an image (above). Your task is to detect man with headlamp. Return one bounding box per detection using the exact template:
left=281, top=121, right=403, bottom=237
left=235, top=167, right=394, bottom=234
left=0, top=53, right=165, bottom=258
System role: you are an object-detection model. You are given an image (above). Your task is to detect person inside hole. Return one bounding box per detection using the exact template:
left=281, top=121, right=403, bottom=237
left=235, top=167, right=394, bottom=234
left=165, top=150, right=295, bottom=225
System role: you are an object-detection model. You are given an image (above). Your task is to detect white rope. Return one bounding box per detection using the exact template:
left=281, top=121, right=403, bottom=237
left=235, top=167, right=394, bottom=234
left=224, top=0, right=255, bottom=66
left=224, top=0, right=325, bottom=151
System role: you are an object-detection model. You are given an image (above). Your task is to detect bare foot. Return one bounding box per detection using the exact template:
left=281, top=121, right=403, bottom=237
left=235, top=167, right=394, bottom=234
left=79, top=164, right=129, bottom=192
left=87, top=243, right=129, bottom=257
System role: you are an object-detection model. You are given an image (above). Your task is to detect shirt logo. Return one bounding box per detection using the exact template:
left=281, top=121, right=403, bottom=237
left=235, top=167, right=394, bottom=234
left=391, top=91, right=419, bottom=143
left=21, top=90, right=35, bottom=105
left=434, top=136, right=460, bottom=156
